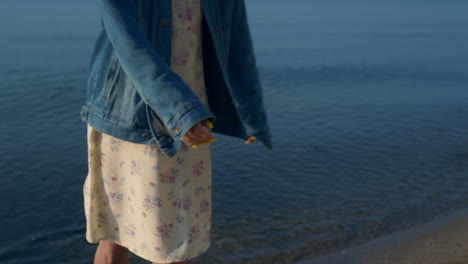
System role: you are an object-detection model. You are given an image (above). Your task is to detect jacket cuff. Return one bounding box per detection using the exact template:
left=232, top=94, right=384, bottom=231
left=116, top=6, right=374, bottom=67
left=166, top=100, right=216, bottom=141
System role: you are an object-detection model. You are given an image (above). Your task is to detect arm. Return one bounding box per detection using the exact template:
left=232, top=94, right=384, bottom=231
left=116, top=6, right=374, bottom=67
left=229, top=0, right=259, bottom=78
left=98, top=0, right=215, bottom=140
left=228, top=0, right=273, bottom=149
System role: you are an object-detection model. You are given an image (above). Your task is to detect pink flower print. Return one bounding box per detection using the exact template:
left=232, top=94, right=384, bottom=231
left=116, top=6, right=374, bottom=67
left=152, top=164, right=161, bottom=171
left=187, top=23, right=200, bottom=34
left=110, top=137, right=122, bottom=152
left=192, top=160, right=204, bottom=177
left=177, top=10, right=184, bottom=19
left=140, top=242, right=149, bottom=252
left=181, top=144, right=189, bottom=152
left=172, top=195, right=192, bottom=210
left=176, top=215, right=184, bottom=223
left=181, top=196, right=192, bottom=210
left=167, top=191, right=176, bottom=201
left=188, top=225, right=200, bottom=243
left=194, top=186, right=205, bottom=197
left=142, top=195, right=162, bottom=210
left=174, top=0, right=183, bottom=17
left=97, top=212, right=108, bottom=227
left=182, top=179, right=189, bottom=188
left=175, top=3, right=192, bottom=20
left=176, top=157, right=184, bottom=166
left=175, top=254, right=189, bottom=263
left=195, top=70, right=203, bottom=80
left=154, top=223, right=174, bottom=239
left=124, top=224, right=137, bottom=238
left=130, top=160, right=143, bottom=175
left=185, top=7, right=193, bottom=20
left=144, top=145, right=161, bottom=157
left=109, top=192, right=124, bottom=204
left=155, top=247, right=162, bottom=252
left=97, top=152, right=105, bottom=168
left=171, top=50, right=190, bottom=66
left=149, top=181, right=156, bottom=187
left=199, top=200, right=210, bottom=215
left=202, top=230, right=210, bottom=243
left=159, top=168, right=179, bottom=183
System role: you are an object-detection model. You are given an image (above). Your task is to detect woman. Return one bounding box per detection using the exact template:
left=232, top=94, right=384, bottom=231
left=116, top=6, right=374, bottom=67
left=81, top=0, right=272, bottom=263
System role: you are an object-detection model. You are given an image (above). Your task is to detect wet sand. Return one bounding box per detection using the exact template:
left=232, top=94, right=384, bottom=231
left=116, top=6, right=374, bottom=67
left=301, top=207, right=468, bottom=264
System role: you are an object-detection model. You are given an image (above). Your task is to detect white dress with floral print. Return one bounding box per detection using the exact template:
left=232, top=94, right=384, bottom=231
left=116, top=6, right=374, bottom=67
left=83, top=0, right=211, bottom=262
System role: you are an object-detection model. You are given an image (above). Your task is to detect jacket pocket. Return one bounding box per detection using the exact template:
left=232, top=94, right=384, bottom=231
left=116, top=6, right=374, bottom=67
left=99, top=56, right=127, bottom=122
left=149, top=106, right=171, bottom=137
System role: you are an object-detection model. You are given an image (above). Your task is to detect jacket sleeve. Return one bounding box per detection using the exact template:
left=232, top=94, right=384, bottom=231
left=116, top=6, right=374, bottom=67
left=98, top=0, right=215, bottom=141
left=228, top=0, right=273, bottom=149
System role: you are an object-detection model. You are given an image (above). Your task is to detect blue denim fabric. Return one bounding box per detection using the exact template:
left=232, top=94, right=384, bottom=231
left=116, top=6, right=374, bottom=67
left=80, top=0, right=273, bottom=157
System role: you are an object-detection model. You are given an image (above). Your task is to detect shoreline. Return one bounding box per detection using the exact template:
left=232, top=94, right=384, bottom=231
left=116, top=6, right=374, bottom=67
left=301, top=206, right=468, bottom=264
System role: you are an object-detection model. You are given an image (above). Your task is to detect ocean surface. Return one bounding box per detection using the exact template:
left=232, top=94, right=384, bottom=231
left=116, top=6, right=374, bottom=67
left=1, top=1, right=468, bottom=263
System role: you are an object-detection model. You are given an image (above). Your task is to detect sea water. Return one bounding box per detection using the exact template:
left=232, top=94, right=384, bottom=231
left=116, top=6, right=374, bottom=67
left=0, top=0, right=467, bottom=263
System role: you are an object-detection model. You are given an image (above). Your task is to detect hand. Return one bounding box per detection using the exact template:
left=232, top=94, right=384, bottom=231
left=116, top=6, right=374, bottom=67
left=180, top=119, right=216, bottom=148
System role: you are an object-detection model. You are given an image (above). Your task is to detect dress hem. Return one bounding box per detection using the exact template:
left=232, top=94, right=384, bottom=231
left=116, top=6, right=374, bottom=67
left=85, top=235, right=211, bottom=263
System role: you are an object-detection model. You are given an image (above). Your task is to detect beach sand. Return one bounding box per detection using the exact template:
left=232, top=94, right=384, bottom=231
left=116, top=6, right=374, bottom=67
left=301, top=207, right=468, bottom=264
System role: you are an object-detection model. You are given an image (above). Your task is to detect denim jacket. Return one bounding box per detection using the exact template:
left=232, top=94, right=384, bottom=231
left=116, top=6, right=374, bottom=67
left=79, top=0, right=273, bottom=157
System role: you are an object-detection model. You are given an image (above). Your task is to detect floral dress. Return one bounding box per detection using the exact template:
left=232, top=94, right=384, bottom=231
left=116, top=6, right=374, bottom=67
left=83, top=0, right=212, bottom=262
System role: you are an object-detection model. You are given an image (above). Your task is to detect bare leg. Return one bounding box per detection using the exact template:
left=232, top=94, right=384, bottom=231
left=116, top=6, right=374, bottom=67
left=94, top=240, right=129, bottom=264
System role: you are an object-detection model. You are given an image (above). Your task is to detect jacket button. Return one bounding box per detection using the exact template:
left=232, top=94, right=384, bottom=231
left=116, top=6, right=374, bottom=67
left=173, top=121, right=184, bottom=134
left=143, top=134, right=151, bottom=140
left=160, top=18, right=168, bottom=26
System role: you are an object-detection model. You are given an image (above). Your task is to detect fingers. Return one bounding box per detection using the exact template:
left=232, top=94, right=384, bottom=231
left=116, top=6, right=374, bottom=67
left=180, top=121, right=216, bottom=147
left=244, top=136, right=256, bottom=144
left=188, top=123, right=213, bottom=143
left=204, top=119, right=214, bottom=129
